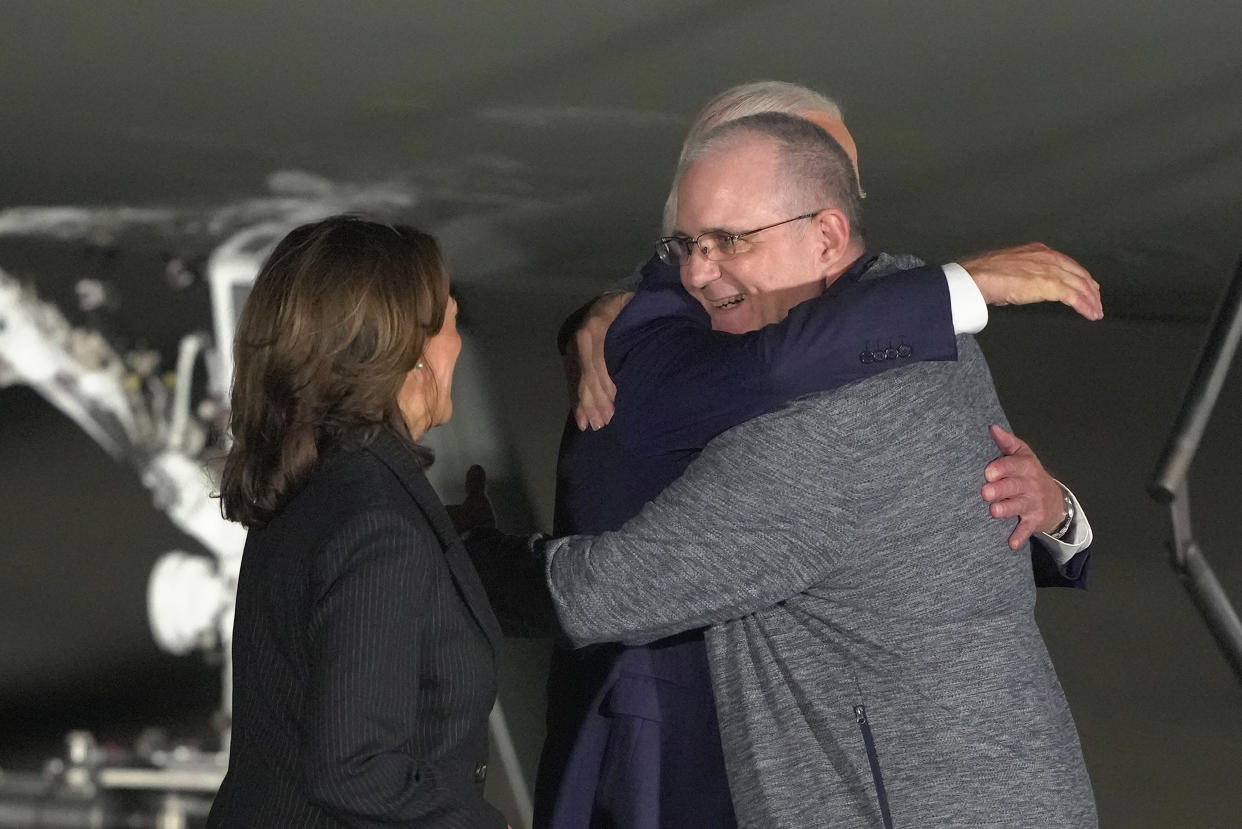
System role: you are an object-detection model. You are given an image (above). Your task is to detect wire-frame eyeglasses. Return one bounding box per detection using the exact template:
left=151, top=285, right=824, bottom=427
left=656, top=210, right=824, bottom=265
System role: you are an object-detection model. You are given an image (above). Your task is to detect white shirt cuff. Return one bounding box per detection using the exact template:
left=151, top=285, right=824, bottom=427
left=943, top=262, right=988, bottom=334
left=1035, top=486, right=1093, bottom=567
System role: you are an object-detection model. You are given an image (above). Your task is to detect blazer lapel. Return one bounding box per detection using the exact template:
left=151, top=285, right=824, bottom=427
left=367, top=432, right=503, bottom=652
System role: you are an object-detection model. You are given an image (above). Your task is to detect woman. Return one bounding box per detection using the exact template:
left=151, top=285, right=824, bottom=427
left=208, top=216, right=507, bottom=828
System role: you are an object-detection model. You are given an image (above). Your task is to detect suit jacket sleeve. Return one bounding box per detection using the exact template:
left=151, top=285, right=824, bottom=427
left=1031, top=541, right=1092, bottom=589
left=602, top=255, right=958, bottom=454
left=301, top=509, right=507, bottom=829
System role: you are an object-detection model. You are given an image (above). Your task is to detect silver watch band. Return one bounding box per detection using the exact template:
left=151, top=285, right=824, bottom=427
left=1047, top=480, right=1075, bottom=540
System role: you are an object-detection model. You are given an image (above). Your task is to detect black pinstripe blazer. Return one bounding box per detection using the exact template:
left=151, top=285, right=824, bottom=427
left=208, top=431, right=507, bottom=828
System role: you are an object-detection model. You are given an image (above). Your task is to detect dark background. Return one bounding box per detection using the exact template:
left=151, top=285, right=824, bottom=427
left=1, top=3, right=1240, bottom=827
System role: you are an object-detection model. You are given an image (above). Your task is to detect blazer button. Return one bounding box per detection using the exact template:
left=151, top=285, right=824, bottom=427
left=884, top=346, right=899, bottom=360
left=897, top=344, right=912, bottom=358
left=474, top=761, right=488, bottom=784
left=859, top=350, right=874, bottom=364
left=871, top=349, right=887, bottom=362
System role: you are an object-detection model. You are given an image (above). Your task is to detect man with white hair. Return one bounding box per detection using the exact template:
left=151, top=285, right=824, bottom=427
left=542, top=111, right=1097, bottom=827
left=523, top=82, right=1097, bottom=828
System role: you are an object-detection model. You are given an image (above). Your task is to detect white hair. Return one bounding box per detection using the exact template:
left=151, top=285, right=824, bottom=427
left=663, top=81, right=845, bottom=233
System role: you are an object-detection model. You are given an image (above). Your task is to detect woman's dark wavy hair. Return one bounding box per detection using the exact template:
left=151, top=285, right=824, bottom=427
left=219, top=215, right=449, bottom=528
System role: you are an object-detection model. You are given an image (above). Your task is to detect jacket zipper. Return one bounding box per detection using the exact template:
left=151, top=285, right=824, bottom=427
left=854, top=704, right=894, bottom=829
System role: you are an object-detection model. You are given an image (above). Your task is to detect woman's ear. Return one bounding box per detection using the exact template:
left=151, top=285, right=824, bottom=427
left=395, top=364, right=431, bottom=440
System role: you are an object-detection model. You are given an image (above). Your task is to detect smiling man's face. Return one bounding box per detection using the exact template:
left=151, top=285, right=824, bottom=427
left=675, top=137, right=827, bottom=334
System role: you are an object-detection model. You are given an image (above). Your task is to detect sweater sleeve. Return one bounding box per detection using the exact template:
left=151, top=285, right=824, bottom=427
left=544, top=406, right=863, bottom=646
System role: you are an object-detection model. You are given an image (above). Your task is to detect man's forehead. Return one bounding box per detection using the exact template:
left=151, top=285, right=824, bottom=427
left=675, top=138, right=785, bottom=232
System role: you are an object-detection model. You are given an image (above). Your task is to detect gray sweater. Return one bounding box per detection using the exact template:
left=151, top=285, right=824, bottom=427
left=543, top=264, right=1096, bottom=827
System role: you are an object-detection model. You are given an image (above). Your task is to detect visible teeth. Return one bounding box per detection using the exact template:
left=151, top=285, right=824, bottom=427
left=713, top=296, right=744, bottom=309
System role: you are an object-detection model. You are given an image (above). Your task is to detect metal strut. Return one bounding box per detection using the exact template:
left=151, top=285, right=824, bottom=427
left=1149, top=252, right=1242, bottom=683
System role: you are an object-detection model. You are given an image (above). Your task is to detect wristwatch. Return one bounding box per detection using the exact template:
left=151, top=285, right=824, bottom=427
left=1046, top=480, right=1075, bottom=540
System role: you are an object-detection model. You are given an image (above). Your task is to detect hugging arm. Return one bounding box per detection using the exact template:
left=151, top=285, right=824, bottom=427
left=464, top=526, right=558, bottom=637
left=566, top=243, right=1102, bottom=430
left=604, top=261, right=1094, bottom=584
left=601, top=256, right=958, bottom=454
left=984, top=424, right=1094, bottom=587
left=544, top=418, right=859, bottom=646
left=448, top=466, right=559, bottom=637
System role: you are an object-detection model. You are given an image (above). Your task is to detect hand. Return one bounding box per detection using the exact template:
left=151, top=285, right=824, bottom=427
left=981, top=425, right=1065, bottom=550
left=959, top=243, right=1103, bottom=321
left=564, top=292, right=632, bottom=431
left=445, top=464, right=495, bottom=536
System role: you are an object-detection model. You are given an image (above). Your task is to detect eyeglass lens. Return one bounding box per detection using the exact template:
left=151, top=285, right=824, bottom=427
left=660, top=232, right=733, bottom=263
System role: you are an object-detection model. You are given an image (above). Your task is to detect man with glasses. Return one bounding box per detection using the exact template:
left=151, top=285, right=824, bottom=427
left=517, top=82, right=1097, bottom=829
left=539, top=110, right=1097, bottom=828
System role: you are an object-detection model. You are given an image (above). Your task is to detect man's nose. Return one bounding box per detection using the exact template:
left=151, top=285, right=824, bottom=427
left=681, top=246, right=719, bottom=289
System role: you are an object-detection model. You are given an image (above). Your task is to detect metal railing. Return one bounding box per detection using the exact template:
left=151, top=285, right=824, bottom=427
left=1149, top=252, right=1242, bottom=682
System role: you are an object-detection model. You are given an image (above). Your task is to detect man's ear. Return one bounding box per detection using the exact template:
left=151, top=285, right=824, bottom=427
left=812, top=208, right=854, bottom=273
